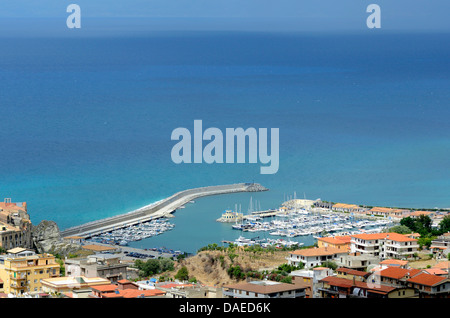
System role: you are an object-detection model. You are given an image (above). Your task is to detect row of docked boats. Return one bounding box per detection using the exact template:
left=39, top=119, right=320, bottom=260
left=89, top=218, right=175, bottom=246
left=229, top=209, right=393, bottom=238
left=232, top=236, right=303, bottom=249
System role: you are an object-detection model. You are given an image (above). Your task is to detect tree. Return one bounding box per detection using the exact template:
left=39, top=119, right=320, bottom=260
left=320, top=261, right=338, bottom=270
left=388, top=225, right=411, bottom=234
left=175, top=266, right=189, bottom=281
left=416, top=215, right=432, bottom=235
left=439, top=215, right=450, bottom=234
left=400, top=217, right=416, bottom=232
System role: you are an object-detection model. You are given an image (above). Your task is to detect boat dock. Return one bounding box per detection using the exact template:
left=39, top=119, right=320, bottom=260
left=61, top=183, right=268, bottom=238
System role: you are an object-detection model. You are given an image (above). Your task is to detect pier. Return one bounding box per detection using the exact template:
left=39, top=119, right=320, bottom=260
left=61, top=183, right=268, bottom=238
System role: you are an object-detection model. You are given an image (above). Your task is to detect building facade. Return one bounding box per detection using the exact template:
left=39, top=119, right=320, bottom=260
left=0, top=248, right=60, bottom=295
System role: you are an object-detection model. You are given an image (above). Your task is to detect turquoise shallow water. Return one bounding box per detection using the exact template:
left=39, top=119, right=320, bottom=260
left=0, top=27, right=449, bottom=252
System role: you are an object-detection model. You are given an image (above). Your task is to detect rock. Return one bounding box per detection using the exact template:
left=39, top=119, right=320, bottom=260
left=31, top=220, right=82, bottom=256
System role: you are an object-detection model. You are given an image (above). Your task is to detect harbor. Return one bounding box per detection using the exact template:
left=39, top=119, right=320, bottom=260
left=87, top=217, right=176, bottom=246
left=216, top=197, right=397, bottom=248
left=78, top=193, right=398, bottom=256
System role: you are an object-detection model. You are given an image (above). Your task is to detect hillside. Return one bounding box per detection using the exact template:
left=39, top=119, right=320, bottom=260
left=165, top=247, right=291, bottom=287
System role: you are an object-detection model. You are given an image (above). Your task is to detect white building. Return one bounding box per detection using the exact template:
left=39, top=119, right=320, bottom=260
left=350, top=233, right=419, bottom=260
left=287, top=246, right=348, bottom=269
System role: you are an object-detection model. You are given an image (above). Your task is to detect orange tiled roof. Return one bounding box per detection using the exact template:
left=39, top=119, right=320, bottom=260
left=423, top=268, right=448, bottom=276
left=379, top=259, right=409, bottom=266
left=407, top=273, right=448, bottom=287
left=432, top=261, right=450, bottom=270
left=105, top=289, right=165, bottom=298
left=410, top=211, right=434, bottom=216
left=318, top=236, right=352, bottom=245
left=378, top=267, right=421, bottom=280
left=332, top=203, right=360, bottom=209
left=320, top=276, right=396, bottom=294
left=351, top=232, right=416, bottom=242
left=291, top=246, right=347, bottom=257
left=91, top=284, right=118, bottom=292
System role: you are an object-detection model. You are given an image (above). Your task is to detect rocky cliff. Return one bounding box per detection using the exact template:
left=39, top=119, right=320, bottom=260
left=31, top=220, right=82, bottom=256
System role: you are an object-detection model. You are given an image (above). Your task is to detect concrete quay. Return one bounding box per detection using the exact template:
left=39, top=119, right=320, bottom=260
left=61, top=183, right=268, bottom=238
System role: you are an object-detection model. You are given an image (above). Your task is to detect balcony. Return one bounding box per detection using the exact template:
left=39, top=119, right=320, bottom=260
left=10, top=273, right=26, bottom=280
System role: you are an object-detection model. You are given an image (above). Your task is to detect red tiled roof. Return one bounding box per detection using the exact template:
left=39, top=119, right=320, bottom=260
left=318, top=236, right=352, bottom=245
left=407, top=273, right=448, bottom=287
left=320, top=276, right=396, bottom=294
left=351, top=232, right=416, bottom=242
left=378, top=267, right=421, bottom=280
left=101, top=289, right=165, bottom=298
left=291, top=246, right=347, bottom=257
left=91, top=284, right=118, bottom=292
left=379, top=259, right=408, bottom=266
left=422, top=268, right=448, bottom=276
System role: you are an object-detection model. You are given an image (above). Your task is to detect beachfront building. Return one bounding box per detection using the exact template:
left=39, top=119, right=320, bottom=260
left=369, top=207, right=410, bottom=219
left=64, top=254, right=128, bottom=283
left=287, top=246, right=349, bottom=269
left=331, top=203, right=367, bottom=213
left=409, top=211, right=436, bottom=219
left=0, top=199, right=33, bottom=250
left=223, top=280, right=307, bottom=298
left=350, top=233, right=419, bottom=260
left=0, top=248, right=60, bottom=296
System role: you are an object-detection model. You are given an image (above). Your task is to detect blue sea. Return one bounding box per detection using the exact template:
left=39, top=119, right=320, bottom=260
left=1, top=19, right=449, bottom=253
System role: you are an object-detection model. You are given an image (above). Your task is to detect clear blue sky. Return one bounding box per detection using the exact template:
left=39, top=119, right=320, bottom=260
left=0, top=0, right=448, bottom=32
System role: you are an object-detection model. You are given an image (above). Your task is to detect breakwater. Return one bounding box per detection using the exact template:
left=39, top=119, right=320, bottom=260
left=61, top=183, right=268, bottom=238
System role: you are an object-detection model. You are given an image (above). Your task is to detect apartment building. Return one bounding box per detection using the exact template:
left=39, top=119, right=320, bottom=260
left=0, top=248, right=60, bottom=295
left=350, top=232, right=419, bottom=260
left=287, top=246, right=349, bottom=268
left=0, top=199, right=33, bottom=250
left=65, top=254, right=128, bottom=283
left=317, top=236, right=352, bottom=252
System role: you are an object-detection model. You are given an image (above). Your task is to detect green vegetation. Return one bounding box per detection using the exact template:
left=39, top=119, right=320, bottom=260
left=387, top=225, right=412, bottom=234
left=134, top=258, right=175, bottom=278
left=315, top=261, right=338, bottom=270
left=400, top=215, right=450, bottom=237
left=225, top=262, right=304, bottom=283
left=174, top=266, right=189, bottom=281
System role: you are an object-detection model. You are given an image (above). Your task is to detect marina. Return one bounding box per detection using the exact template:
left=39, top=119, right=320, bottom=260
left=88, top=218, right=175, bottom=246
left=219, top=197, right=396, bottom=247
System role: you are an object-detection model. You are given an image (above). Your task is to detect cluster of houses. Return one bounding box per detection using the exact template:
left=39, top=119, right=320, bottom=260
left=1, top=198, right=449, bottom=299
left=314, top=200, right=448, bottom=227
left=224, top=232, right=450, bottom=299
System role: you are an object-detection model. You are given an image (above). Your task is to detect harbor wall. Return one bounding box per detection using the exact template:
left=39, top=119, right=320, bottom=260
left=61, top=183, right=267, bottom=238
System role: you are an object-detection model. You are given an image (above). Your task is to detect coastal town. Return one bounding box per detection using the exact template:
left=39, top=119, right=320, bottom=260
left=0, top=196, right=449, bottom=299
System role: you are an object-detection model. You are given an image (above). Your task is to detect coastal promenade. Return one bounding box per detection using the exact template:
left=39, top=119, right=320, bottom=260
left=61, top=183, right=268, bottom=238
